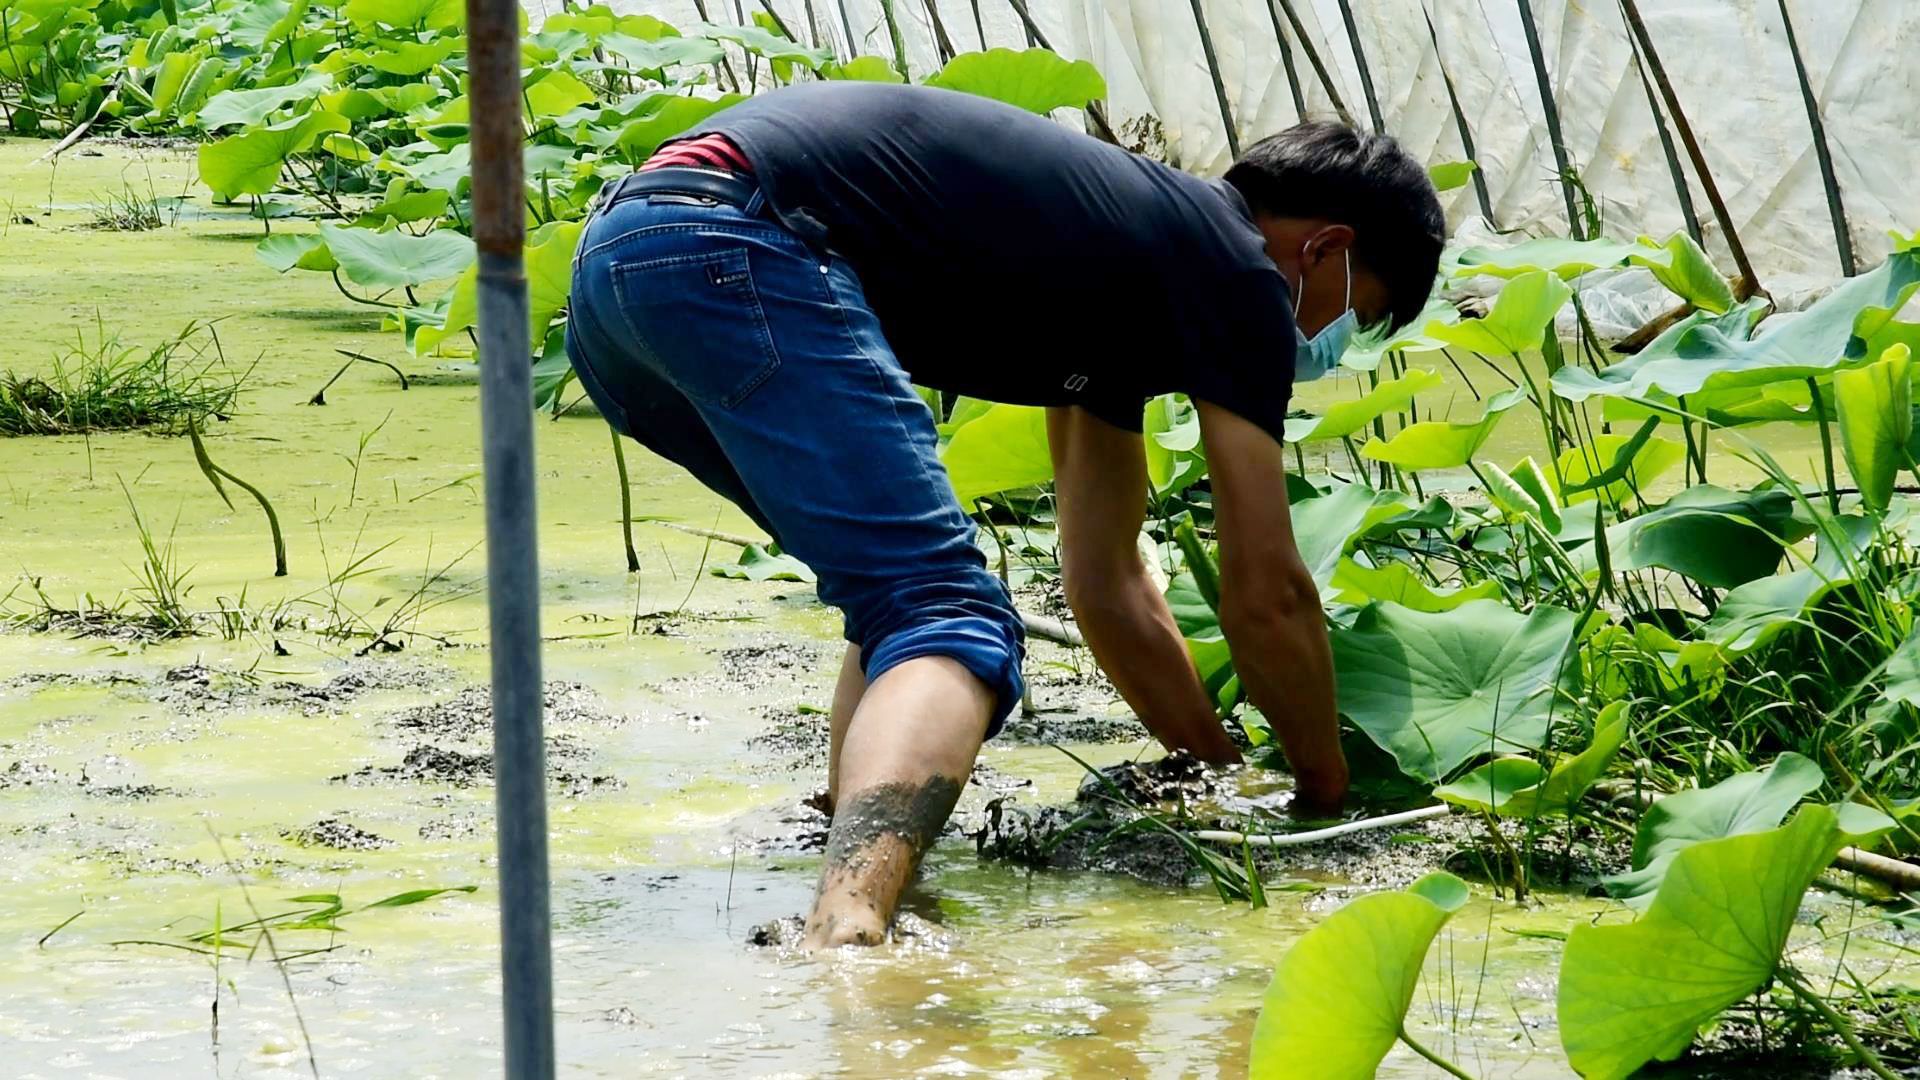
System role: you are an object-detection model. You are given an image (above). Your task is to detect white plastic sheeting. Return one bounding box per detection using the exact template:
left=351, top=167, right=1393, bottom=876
left=552, top=0, right=1920, bottom=299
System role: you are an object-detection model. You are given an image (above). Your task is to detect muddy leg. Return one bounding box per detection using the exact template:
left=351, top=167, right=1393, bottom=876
left=802, top=655, right=990, bottom=949
left=824, top=643, right=866, bottom=816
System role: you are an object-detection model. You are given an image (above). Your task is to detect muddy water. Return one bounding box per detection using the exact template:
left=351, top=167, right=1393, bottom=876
left=0, top=139, right=1903, bottom=1080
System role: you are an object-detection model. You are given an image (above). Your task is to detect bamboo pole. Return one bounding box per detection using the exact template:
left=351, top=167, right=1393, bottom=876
left=1628, top=35, right=1702, bottom=245
left=1423, top=6, right=1496, bottom=225
left=1515, top=0, right=1582, bottom=238
left=1331, top=0, right=1381, bottom=130
left=1182, top=0, right=1241, bottom=157
left=1261, top=0, right=1307, bottom=119
left=466, top=0, right=556, bottom=1071
left=1617, top=0, right=1764, bottom=301
left=1774, top=0, right=1856, bottom=276
left=1270, top=0, right=1356, bottom=128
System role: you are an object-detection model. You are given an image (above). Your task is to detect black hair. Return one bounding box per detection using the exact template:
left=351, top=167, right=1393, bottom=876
left=1224, top=121, right=1445, bottom=333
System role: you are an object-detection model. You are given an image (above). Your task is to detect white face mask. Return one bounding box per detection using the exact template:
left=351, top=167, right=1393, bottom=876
left=1291, top=249, right=1356, bottom=383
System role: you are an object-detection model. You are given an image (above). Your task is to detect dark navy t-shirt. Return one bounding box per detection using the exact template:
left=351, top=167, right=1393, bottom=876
left=694, top=82, right=1297, bottom=442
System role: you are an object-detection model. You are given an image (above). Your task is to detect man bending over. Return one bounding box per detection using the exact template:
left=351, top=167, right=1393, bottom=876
left=565, top=82, right=1445, bottom=948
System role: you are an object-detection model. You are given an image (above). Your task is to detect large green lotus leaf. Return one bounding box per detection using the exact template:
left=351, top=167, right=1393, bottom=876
left=1451, top=236, right=1638, bottom=281
left=926, top=47, right=1106, bottom=115
left=386, top=142, right=470, bottom=195
left=1330, top=558, right=1501, bottom=613
left=1552, top=428, right=1686, bottom=505
left=1554, top=251, right=1920, bottom=402
left=1834, top=343, right=1913, bottom=512
left=414, top=221, right=583, bottom=358
left=1360, top=386, right=1525, bottom=470
left=1629, top=232, right=1735, bottom=315
left=1428, top=271, right=1571, bottom=355
left=363, top=82, right=440, bottom=114
left=1142, top=395, right=1206, bottom=497
left=1602, top=378, right=1833, bottom=429
left=353, top=186, right=449, bottom=226
left=691, top=21, right=831, bottom=69
left=1249, top=872, right=1470, bottom=1080
left=825, top=55, right=906, bottom=83
left=524, top=68, right=597, bottom=119
left=256, top=232, right=338, bottom=273
left=318, top=223, right=473, bottom=290
left=197, top=69, right=331, bottom=130
left=1604, top=753, right=1822, bottom=905
left=712, top=542, right=814, bottom=582
left=611, top=93, right=745, bottom=161
left=1293, top=483, right=1410, bottom=592
left=1344, top=298, right=1461, bottom=370
left=1283, top=368, right=1442, bottom=443
left=941, top=404, right=1051, bottom=503
left=343, top=0, right=462, bottom=30
left=1436, top=701, right=1628, bottom=816
left=1698, top=514, right=1877, bottom=652
left=1332, top=599, right=1578, bottom=781
left=1560, top=805, right=1890, bottom=1079
left=199, top=110, right=347, bottom=199
left=599, top=30, right=724, bottom=71
left=1594, top=484, right=1807, bottom=589
left=360, top=38, right=457, bottom=76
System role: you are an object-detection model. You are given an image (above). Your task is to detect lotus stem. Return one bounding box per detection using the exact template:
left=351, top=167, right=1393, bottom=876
left=1776, top=967, right=1901, bottom=1080
left=1397, top=1026, right=1477, bottom=1080
left=877, top=0, right=909, bottom=80
left=1193, top=804, right=1450, bottom=847
left=609, top=424, right=639, bottom=573
left=189, top=418, right=287, bottom=577
left=1807, top=377, right=1840, bottom=513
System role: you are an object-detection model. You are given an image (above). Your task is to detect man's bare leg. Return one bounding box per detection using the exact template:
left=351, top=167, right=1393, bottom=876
left=824, top=643, right=866, bottom=815
left=802, top=655, right=992, bottom=949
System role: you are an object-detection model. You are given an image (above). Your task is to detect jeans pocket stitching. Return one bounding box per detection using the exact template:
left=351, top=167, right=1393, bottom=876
left=608, top=248, right=782, bottom=410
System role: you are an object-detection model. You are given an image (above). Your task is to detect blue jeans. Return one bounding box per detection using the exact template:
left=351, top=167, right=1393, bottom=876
left=566, top=172, right=1026, bottom=730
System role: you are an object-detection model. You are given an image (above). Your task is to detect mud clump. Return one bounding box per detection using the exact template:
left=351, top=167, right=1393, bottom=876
left=334, top=744, right=621, bottom=796
left=284, top=817, right=395, bottom=851
left=143, top=659, right=455, bottom=716
left=996, top=710, right=1140, bottom=746
left=715, top=642, right=823, bottom=686
left=386, top=681, right=630, bottom=741
left=975, top=753, right=1460, bottom=891
left=747, top=910, right=951, bottom=950
left=745, top=707, right=831, bottom=768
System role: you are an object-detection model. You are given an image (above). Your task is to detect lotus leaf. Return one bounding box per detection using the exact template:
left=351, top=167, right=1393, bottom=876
left=926, top=47, right=1106, bottom=115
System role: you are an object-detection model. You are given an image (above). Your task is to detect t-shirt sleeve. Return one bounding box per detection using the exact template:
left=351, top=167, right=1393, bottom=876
left=1178, top=269, right=1298, bottom=444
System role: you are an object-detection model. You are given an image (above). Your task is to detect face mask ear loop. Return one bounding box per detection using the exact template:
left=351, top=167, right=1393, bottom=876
left=1342, top=249, right=1353, bottom=310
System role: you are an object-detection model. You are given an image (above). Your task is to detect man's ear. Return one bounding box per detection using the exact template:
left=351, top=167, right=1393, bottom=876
left=1303, top=223, right=1357, bottom=268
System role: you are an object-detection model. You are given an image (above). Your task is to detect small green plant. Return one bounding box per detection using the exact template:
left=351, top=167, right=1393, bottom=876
left=119, top=479, right=196, bottom=637
left=84, top=181, right=174, bottom=231
left=0, top=320, right=247, bottom=436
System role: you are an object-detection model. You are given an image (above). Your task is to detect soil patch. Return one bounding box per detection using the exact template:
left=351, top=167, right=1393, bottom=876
left=283, top=817, right=395, bottom=851
left=385, top=681, right=632, bottom=741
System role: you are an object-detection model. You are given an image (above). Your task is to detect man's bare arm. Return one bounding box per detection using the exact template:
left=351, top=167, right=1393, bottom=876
left=1046, top=406, right=1240, bottom=764
left=1195, top=401, right=1348, bottom=811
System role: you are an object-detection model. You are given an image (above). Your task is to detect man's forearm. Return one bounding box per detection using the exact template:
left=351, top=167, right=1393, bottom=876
left=1070, top=569, right=1241, bottom=765
left=1224, top=604, right=1347, bottom=811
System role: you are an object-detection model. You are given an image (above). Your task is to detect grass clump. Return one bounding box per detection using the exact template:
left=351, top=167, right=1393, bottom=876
left=0, top=320, right=247, bottom=436
left=84, top=182, right=176, bottom=232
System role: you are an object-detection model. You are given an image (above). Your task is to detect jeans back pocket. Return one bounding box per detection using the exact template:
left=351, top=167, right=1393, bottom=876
left=611, top=247, right=781, bottom=410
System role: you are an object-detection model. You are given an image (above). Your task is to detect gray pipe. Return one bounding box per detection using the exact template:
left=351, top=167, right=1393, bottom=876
left=465, top=0, right=556, bottom=1075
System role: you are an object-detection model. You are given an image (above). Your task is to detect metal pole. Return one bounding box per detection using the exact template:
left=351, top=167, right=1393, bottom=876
left=466, top=0, right=556, bottom=1075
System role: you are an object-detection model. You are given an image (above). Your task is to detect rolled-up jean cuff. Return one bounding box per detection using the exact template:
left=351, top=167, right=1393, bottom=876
left=863, top=618, right=1027, bottom=739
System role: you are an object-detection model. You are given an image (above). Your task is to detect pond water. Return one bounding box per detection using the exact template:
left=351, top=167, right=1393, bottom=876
left=0, top=139, right=1904, bottom=1079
